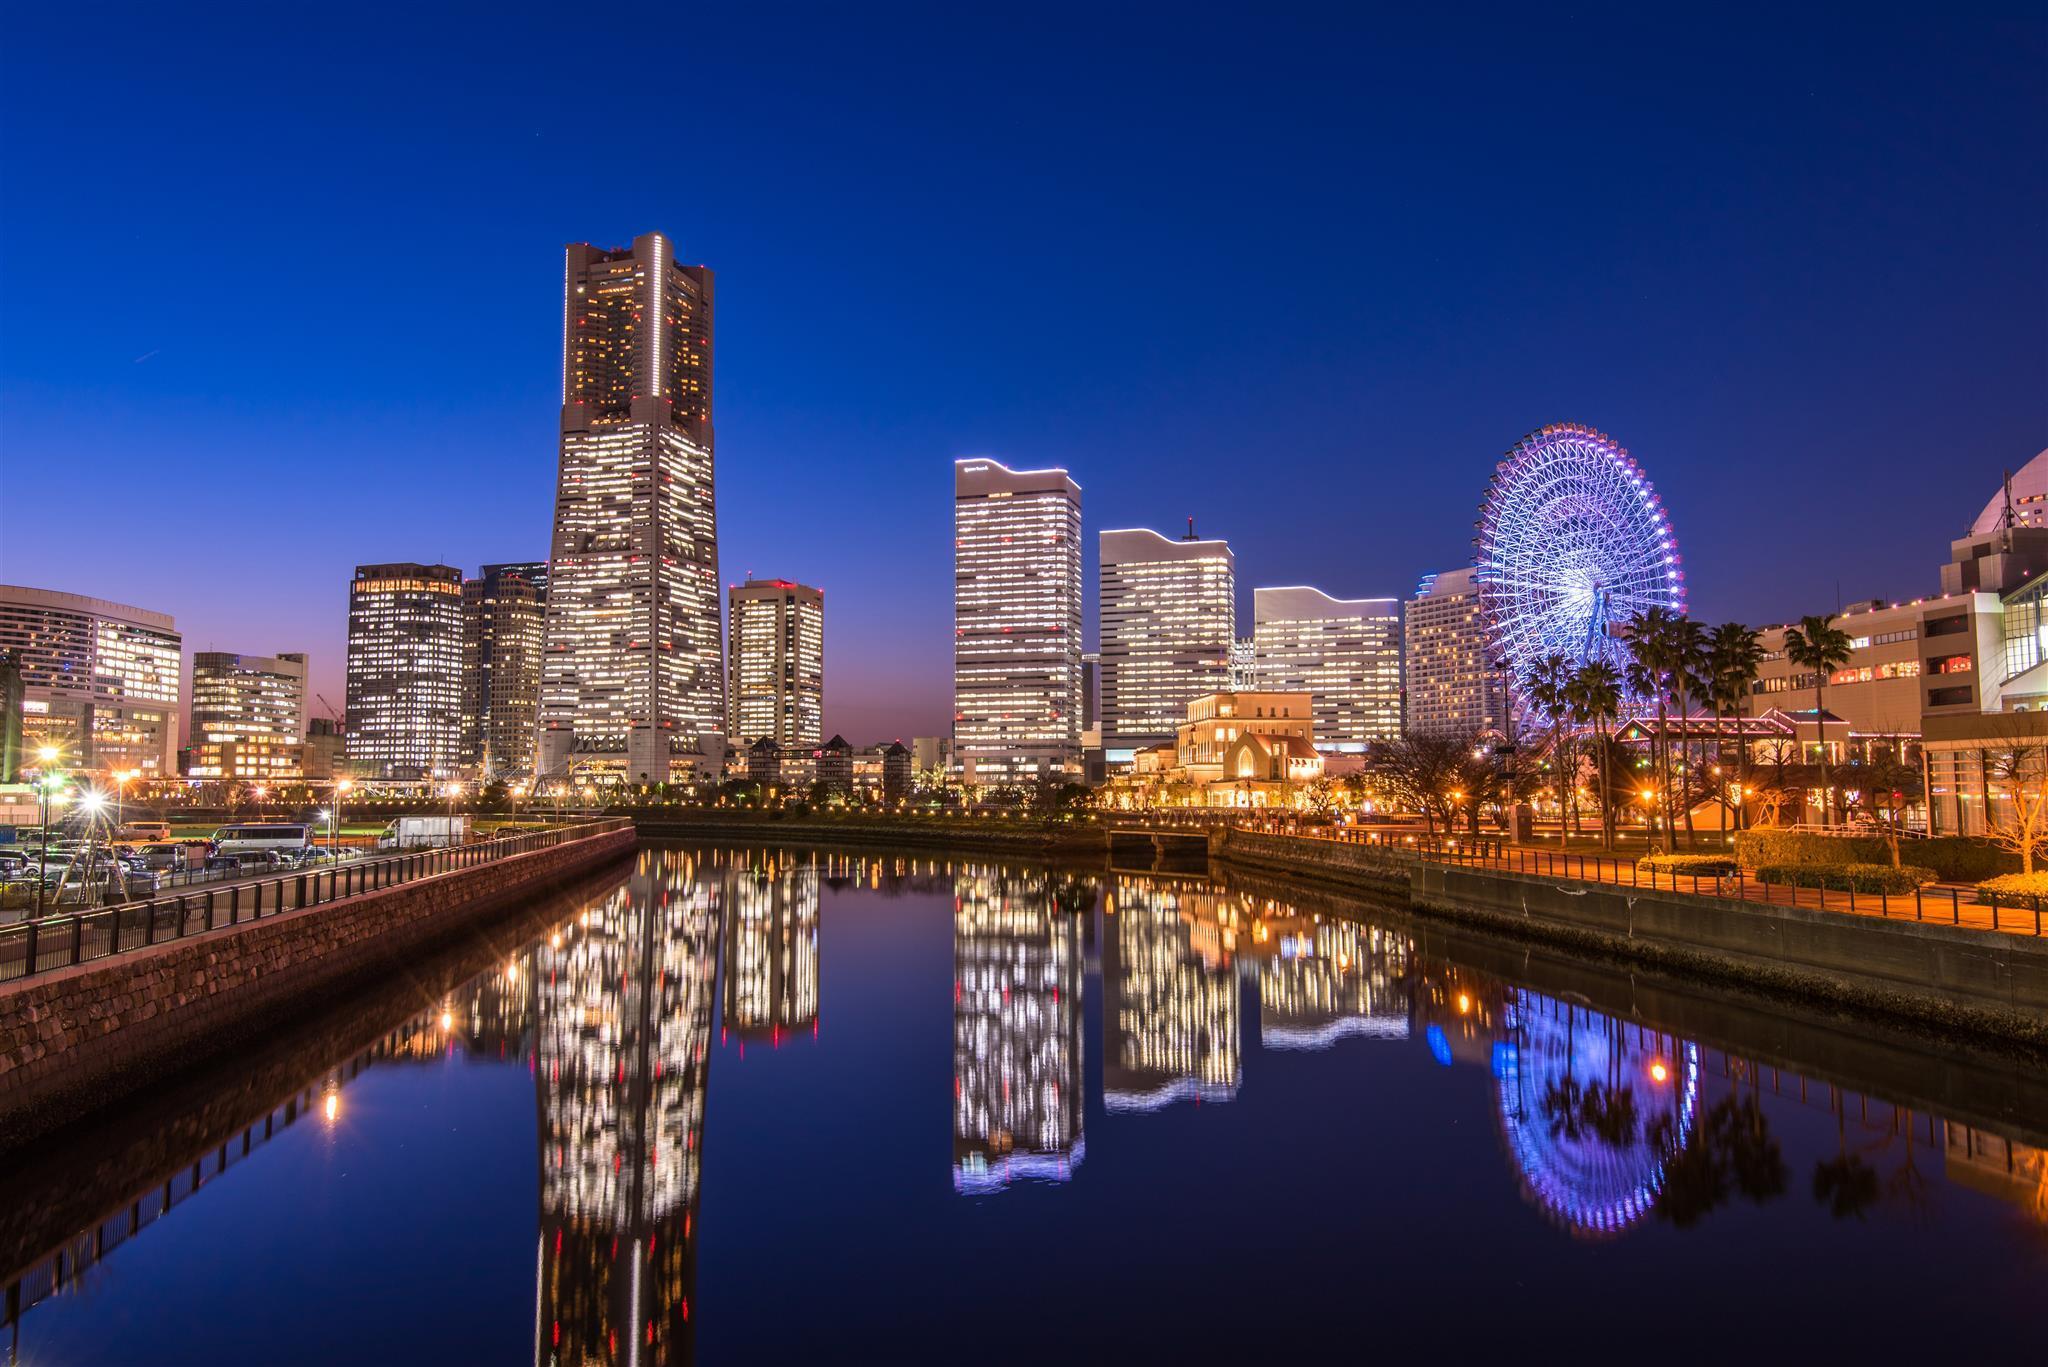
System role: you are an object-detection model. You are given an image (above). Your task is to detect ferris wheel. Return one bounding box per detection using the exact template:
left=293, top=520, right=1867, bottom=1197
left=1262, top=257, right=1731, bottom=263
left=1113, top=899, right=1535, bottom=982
left=1474, top=423, right=1683, bottom=719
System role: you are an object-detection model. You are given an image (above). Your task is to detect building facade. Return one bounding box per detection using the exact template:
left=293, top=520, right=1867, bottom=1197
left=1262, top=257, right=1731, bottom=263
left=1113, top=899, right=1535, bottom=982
left=1749, top=592, right=2004, bottom=740
left=1253, top=586, right=1401, bottom=750
left=1403, top=568, right=1506, bottom=739
left=344, top=563, right=464, bottom=780
left=1098, top=527, right=1235, bottom=758
left=539, top=232, right=723, bottom=785
left=953, top=459, right=1083, bottom=783
left=0, top=584, right=181, bottom=777
left=460, top=564, right=544, bottom=780
left=726, top=578, right=823, bottom=751
left=188, top=651, right=309, bottom=783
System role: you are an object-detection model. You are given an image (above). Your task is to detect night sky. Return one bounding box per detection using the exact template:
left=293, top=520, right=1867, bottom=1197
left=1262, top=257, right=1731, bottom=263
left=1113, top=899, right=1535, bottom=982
left=2, top=4, right=2042, bottom=743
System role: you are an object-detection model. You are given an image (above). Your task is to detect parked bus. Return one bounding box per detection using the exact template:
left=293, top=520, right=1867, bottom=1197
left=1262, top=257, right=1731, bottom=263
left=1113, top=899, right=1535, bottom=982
left=209, top=823, right=313, bottom=867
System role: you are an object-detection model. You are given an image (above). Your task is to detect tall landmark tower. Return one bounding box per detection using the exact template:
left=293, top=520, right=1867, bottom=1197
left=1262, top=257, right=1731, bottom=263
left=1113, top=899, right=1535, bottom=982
left=539, top=233, right=723, bottom=784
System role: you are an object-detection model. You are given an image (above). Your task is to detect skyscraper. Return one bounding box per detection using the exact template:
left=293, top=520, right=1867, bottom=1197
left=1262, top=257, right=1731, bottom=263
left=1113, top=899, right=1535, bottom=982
left=344, top=563, right=464, bottom=780
left=1098, top=526, right=1235, bottom=757
left=539, top=232, right=722, bottom=785
left=952, top=459, right=1083, bottom=783
left=726, top=578, right=824, bottom=750
left=1253, top=586, right=1403, bottom=750
left=462, top=564, right=544, bottom=780
left=0, top=584, right=181, bottom=777
left=1403, top=568, right=1507, bottom=738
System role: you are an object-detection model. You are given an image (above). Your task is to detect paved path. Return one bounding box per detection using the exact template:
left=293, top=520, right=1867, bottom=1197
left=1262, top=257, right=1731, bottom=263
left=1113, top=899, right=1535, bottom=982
left=1275, top=829, right=2043, bottom=938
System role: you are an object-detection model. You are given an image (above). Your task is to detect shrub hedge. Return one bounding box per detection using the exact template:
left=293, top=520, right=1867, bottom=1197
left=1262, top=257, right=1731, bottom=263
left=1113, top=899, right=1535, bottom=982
left=1755, top=861, right=1937, bottom=894
left=1973, top=872, right=2048, bottom=908
left=1635, top=853, right=1739, bottom=876
left=1733, top=830, right=2014, bottom=882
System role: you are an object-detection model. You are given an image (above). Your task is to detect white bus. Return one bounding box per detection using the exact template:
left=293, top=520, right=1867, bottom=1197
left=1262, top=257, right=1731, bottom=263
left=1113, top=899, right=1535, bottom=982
left=209, top=823, right=313, bottom=866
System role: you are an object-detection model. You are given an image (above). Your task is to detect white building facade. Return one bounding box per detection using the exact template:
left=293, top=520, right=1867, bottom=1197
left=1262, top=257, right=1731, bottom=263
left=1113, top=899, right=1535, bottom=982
left=1252, top=586, right=1401, bottom=751
left=1098, top=528, right=1235, bottom=757
left=952, top=459, right=1083, bottom=783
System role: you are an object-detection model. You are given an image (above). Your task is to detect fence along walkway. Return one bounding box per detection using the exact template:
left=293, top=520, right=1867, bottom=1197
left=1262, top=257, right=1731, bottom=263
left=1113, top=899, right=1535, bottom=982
left=0, top=820, right=631, bottom=985
left=1250, top=828, right=2045, bottom=938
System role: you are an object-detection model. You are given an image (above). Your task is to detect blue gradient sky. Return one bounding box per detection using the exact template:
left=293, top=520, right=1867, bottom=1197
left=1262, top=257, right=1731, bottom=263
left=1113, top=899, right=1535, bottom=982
left=2, top=3, right=2042, bottom=742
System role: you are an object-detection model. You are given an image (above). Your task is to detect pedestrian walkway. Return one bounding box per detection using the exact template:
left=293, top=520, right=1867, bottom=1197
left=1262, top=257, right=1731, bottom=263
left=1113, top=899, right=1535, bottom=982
left=1289, top=828, right=2042, bottom=938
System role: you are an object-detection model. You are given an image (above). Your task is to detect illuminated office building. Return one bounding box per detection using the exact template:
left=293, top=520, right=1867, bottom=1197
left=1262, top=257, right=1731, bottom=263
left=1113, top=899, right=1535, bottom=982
left=0, top=583, right=181, bottom=776
left=1403, top=568, right=1506, bottom=738
left=536, top=849, right=717, bottom=1365
left=1099, top=526, right=1235, bottom=757
left=726, top=578, right=823, bottom=750
left=343, top=563, right=464, bottom=780
left=953, top=867, right=1086, bottom=1192
left=953, top=458, right=1083, bottom=782
left=1253, top=586, right=1402, bottom=750
left=539, top=232, right=722, bottom=785
left=721, top=856, right=820, bottom=1042
left=461, top=565, right=544, bottom=779
left=1100, top=877, right=1240, bottom=1111
left=188, top=651, right=309, bottom=783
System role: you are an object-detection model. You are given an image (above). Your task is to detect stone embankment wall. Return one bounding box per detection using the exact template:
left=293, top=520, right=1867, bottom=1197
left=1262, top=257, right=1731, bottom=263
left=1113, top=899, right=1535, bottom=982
left=0, top=825, right=636, bottom=1145
left=1210, top=827, right=2048, bottom=1046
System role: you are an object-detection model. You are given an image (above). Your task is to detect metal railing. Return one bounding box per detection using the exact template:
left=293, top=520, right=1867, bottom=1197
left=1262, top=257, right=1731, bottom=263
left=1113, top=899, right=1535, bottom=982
left=1224, top=825, right=2046, bottom=938
left=0, top=820, right=630, bottom=986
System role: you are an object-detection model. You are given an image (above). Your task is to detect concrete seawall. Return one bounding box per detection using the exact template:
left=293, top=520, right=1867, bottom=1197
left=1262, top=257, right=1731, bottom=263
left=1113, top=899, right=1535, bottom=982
left=0, top=824, right=637, bottom=1149
left=1211, top=827, right=2048, bottom=1047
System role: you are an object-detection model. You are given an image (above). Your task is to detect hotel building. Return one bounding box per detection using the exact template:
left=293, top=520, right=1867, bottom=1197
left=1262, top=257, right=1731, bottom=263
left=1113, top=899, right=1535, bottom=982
left=539, top=232, right=723, bottom=784
left=0, top=584, right=181, bottom=777
left=1403, top=568, right=1506, bottom=739
left=461, top=564, right=545, bottom=780
left=344, top=563, right=464, bottom=780
left=952, top=458, right=1083, bottom=783
left=187, top=651, right=309, bottom=783
left=1252, top=585, right=1402, bottom=750
left=1098, top=526, right=1235, bottom=757
left=726, top=578, right=823, bottom=750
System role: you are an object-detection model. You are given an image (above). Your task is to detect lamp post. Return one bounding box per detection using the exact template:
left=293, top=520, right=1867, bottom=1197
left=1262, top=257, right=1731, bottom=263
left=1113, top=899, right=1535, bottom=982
left=333, top=777, right=353, bottom=856
left=445, top=781, right=461, bottom=845
left=32, top=745, right=60, bottom=917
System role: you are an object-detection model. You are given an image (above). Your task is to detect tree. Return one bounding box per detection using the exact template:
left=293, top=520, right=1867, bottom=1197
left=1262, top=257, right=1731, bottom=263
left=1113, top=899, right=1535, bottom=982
left=1623, top=607, right=1683, bottom=851
left=1524, top=653, right=1576, bottom=836
left=1841, top=737, right=1923, bottom=867
left=1983, top=730, right=2048, bottom=873
left=1707, top=622, right=1765, bottom=830
left=1379, top=733, right=1468, bottom=835
left=1782, top=614, right=1854, bottom=827
left=1666, top=617, right=1710, bottom=844
left=1566, top=660, right=1623, bottom=851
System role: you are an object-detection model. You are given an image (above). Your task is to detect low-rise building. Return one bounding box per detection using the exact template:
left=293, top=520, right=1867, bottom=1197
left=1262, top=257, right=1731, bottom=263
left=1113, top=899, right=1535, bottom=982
left=1107, top=691, right=1324, bottom=809
left=1749, top=592, right=2003, bottom=737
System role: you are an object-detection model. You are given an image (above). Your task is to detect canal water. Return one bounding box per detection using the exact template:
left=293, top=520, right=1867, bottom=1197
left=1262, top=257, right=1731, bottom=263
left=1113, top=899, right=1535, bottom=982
left=3, top=844, right=2043, bottom=1364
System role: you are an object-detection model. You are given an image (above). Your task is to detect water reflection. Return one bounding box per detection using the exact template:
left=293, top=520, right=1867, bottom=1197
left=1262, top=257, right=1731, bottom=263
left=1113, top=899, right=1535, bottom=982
left=532, top=848, right=716, bottom=1366
left=4, top=847, right=2045, bottom=1363
left=1101, top=879, right=1242, bottom=1111
left=951, top=869, right=1087, bottom=1192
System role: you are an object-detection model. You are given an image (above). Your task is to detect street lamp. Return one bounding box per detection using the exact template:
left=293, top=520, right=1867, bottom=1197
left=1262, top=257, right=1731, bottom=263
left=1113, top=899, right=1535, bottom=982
left=31, top=747, right=62, bottom=917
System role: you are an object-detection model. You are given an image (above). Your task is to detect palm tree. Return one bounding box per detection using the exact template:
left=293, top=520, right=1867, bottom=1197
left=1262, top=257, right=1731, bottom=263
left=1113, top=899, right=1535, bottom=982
left=1523, top=652, right=1576, bottom=837
left=1623, top=607, right=1682, bottom=852
left=1667, top=617, right=1709, bottom=845
left=1782, top=613, right=1854, bottom=827
left=1567, top=660, right=1623, bottom=851
left=1707, top=622, right=1765, bottom=830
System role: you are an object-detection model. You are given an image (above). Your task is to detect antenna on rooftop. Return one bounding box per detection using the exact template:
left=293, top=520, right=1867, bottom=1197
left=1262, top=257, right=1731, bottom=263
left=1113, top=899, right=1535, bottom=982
left=1183, top=516, right=1197, bottom=541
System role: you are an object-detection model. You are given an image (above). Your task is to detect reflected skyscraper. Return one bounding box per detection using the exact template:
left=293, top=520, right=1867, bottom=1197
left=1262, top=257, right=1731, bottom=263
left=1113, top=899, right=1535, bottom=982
left=952, top=868, right=1086, bottom=1192
left=721, top=855, right=821, bottom=1043
left=1100, top=877, right=1240, bottom=1111
left=536, top=849, right=720, bottom=1364
left=1251, top=917, right=1411, bottom=1051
